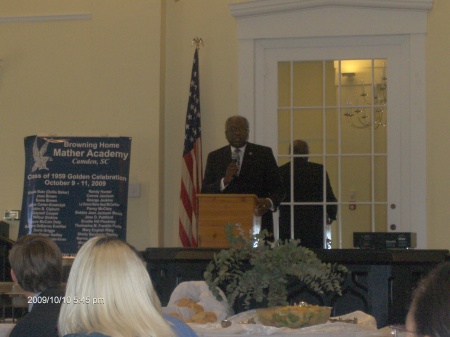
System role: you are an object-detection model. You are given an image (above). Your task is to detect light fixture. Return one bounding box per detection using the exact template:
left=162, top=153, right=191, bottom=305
left=343, top=63, right=387, bottom=129
left=342, top=72, right=356, bottom=78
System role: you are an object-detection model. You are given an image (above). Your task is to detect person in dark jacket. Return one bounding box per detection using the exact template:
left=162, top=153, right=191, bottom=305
left=8, top=234, right=64, bottom=337
left=202, top=115, right=285, bottom=236
left=279, top=140, right=337, bottom=248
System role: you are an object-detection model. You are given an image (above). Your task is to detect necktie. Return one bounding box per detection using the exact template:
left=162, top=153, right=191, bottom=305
left=233, top=148, right=241, bottom=175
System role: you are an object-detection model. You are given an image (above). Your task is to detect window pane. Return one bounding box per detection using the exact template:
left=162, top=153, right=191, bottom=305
left=293, top=61, right=323, bottom=107
left=341, top=156, right=372, bottom=202
left=375, top=155, right=387, bottom=202
left=341, top=204, right=372, bottom=248
left=326, top=108, right=338, bottom=154
left=325, top=156, right=339, bottom=203
left=278, top=108, right=291, bottom=164
left=278, top=62, right=291, bottom=107
left=375, top=204, right=387, bottom=232
left=325, top=61, right=336, bottom=107
left=341, top=123, right=373, bottom=154
left=293, top=109, right=323, bottom=150
left=374, top=119, right=387, bottom=153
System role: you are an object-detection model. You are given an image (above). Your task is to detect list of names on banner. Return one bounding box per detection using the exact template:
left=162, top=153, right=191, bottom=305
left=29, top=189, right=68, bottom=236
left=76, top=189, right=122, bottom=241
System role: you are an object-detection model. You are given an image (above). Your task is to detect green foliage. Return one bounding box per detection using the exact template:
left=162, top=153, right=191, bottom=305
left=204, top=224, right=349, bottom=309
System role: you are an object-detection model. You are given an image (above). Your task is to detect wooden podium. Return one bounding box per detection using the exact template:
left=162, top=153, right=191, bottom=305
left=197, top=194, right=258, bottom=248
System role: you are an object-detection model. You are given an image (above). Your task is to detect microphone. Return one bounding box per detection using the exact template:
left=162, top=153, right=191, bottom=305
left=231, top=151, right=239, bottom=165
left=231, top=150, right=240, bottom=177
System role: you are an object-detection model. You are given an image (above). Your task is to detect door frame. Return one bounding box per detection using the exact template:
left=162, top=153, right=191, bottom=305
left=230, top=0, right=431, bottom=248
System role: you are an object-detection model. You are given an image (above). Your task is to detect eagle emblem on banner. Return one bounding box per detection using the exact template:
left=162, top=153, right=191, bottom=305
left=32, top=138, right=52, bottom=171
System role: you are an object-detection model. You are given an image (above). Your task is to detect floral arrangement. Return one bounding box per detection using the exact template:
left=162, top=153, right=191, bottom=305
left=204, top=224, right=349, bottom=310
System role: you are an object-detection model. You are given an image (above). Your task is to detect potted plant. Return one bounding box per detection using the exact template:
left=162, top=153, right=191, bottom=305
left=204, top=223, right=349, bottom=311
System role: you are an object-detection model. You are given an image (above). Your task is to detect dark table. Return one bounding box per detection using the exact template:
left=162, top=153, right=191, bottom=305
left=144, top=247, right=448, bottom=328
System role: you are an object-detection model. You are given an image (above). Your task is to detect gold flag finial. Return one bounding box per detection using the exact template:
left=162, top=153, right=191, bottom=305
left=192, top=37, right=204, bottom=50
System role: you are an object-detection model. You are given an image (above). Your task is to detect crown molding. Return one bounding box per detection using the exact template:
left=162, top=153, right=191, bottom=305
left=230, top=0, right=433, bottom=18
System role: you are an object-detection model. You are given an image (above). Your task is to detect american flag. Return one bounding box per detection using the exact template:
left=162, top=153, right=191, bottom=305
left=179, top=48, right=202, bottom=247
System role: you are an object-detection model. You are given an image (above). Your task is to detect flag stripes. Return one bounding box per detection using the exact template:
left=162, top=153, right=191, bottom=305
left=179, top=49, right=202, bottom=247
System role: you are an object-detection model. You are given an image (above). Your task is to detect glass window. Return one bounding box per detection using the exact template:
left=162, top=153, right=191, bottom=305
left=277, top=59, right=388, bottom=248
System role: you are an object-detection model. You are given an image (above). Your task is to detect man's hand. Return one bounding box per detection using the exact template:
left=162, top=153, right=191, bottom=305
left=223, top=162, right=239, bottom=186
left=255, top=198, right=271, bottom=216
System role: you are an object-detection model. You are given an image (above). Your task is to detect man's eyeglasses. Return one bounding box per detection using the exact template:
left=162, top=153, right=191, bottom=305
left=390, top=325, right=424, bottom=337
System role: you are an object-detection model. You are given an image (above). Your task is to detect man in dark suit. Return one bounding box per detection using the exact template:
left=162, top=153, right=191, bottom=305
left=8, top=234, right=65, bottom=337
left=279, top=140, right=337, bottom=248
left=202, top=115, right=284, bottom=236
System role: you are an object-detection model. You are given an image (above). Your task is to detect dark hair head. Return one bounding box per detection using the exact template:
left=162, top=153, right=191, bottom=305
left=410, top=262, right=450, bottom=337
left=9, top=234, right=62, bottom=292
left=292, top=139, right=309, bottom=155
left=290, top=139, right=309, bottom=163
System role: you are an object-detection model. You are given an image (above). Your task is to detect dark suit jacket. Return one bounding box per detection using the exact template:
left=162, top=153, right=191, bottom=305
left=202, top=142, right=284, bottom=234
left=9, top=286, right=65, bottom=337
left=279, top=158, right=337, bottom=248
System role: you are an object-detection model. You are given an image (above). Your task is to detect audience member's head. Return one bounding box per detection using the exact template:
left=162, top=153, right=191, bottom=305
left=291, top=139, right=309, bottom=161
left=58, top=235, right=176, bottom=337
left=405, top=262, right=450, bottom=337
left=8, top=234, right=62, bottom=293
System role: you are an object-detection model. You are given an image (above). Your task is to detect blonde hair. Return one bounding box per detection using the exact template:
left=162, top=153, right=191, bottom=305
left=58, top=236, right=176, bottom=337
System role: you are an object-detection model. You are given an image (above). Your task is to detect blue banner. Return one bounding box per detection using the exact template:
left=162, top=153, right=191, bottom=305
left=19, top=136, right=132, bottom=255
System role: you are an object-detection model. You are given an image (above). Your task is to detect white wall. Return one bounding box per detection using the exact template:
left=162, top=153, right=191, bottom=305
left=426, top=0, right=450, bottom=249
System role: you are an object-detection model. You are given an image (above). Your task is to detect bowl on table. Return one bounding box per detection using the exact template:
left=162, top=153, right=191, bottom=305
left=256, top=304, right=332, bottom=329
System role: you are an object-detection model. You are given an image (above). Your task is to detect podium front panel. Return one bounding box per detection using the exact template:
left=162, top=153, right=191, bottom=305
left=197, top=194, right=257, bottom=248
